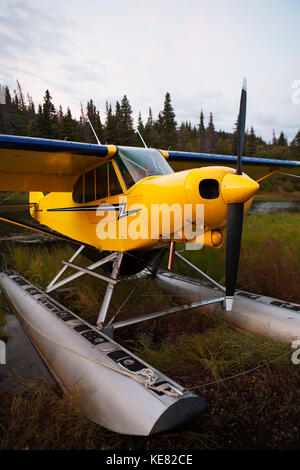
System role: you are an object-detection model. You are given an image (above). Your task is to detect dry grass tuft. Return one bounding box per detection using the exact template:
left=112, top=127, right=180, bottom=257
left=239, top=237, right=300, bottom=304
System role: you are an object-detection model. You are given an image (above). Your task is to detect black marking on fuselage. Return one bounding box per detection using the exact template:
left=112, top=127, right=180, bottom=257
left=47, top=203, right=141, bottom=220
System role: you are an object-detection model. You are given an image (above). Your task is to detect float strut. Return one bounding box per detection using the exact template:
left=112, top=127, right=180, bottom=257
left=151, top=248, right=168, bottom=278
left=97, top=252, right=124, bottom=328
left=168, top=241, right=176, bottom=271
left=174, top=251, right=225, bottom=292
left=45, top=245, right=85, bottom=293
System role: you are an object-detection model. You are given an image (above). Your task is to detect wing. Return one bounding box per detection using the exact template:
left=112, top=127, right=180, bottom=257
left=164, top=150, right=300, bottom=179
left=0, top=135, right=116, bottom=192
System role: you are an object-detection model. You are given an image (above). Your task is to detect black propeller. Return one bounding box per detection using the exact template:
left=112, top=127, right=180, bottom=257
left=225, top=79, right=247, bottom=310
left=236, top=78, right=247, bottom=175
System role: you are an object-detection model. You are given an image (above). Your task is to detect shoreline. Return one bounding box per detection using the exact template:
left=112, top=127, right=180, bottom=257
left=254, top=191, right=300, bottom=201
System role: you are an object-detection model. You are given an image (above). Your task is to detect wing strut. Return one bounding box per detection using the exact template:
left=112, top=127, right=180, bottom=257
left=0, top=214, right=92, bottom=246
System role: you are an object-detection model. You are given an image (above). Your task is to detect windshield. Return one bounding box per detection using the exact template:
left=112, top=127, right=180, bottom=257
left=115, top=146, right=173, bottom=188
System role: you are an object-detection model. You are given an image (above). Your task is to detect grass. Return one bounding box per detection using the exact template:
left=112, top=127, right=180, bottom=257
left=173, top=212, right=300, bottom=303
left=0, top=192, right=29, bottom=205
left=0, top=296, right=9, bottom=342
left=0, top=209, right=299, bottom=449
left=0, top=327, right=298, bottom=450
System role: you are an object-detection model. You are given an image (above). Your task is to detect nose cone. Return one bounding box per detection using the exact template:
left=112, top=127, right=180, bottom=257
left=221, top=173, right=260, bottom=204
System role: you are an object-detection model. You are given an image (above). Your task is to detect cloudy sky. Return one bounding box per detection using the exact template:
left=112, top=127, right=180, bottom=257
left=1, top=0, right=300, bottom=143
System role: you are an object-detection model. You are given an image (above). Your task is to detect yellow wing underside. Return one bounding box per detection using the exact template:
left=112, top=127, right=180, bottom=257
left=0, top=137, right=116, bottom=192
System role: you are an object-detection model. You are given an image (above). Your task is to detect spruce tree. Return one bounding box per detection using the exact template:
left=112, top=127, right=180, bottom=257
left=114, top=100, right=122, bottom=143
left=206, top=112, right=217, bottom=154
left=60, top=107, right=79, bottom=141
left=146, top=107, right=153, bottom=128
left=137, top=111, right=144, bottom=133
left=25, top=94, right=36, bottom=135
left=103, top=101, right=116, bottom=143
left=29, top=104, right=44, bottom=137
left=232, top=116, right=239, bottom=154
left=0, top=87, right=14, bottom=134
left=16, top=80, right=26, bottom=113
left=33, top=90, right=58, bottom=138
left=86, top=99, right=103, bottom=143
left=290, top=130, right=300, bottom=160
left=178, top=122, right=188, bottom=150
left=197, top=110, right=206, bottom=152
left=245, top=126, right=257, bottom=157
left=10, top=85, right=28, bottom=135
left=154, top=111, right=164, bottom=147
left=136, top=111, right=146, bottom=147
left=277, top=131, right=287, bottom=146
left=144, top=107, right=157, bottom=147
left=119, top=95, right=135, bottom=145
left=161, top=92, right=177, bottom=149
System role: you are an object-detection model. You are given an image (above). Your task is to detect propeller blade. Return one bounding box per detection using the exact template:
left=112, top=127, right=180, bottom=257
left=225, top=78, right=247, bottom=310
left=225, top=202, right=244, bottom=310
left=236, top=78, right=247, bottom=175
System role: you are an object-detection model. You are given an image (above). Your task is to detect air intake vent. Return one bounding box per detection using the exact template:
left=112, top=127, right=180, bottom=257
left=199, top=179, right=220, bottom=199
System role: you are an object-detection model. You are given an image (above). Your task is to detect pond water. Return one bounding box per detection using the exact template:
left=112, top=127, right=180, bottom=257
left=249, top=200, right=300, bottom=214
left=0, top=314, right=55, bottom=393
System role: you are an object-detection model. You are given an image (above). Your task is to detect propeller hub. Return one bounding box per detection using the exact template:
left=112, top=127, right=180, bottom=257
left=221, top=173, right=259, bottom=204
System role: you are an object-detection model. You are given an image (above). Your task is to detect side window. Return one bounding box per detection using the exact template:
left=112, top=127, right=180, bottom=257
left=96, top=165, right=108, bottom=200
left=85, top=169, right=96, bottom=202
left=73, top=162, right=123, bottom=203
left=73, top=174, right=84, bottom=203
left=108, top=162, right=122, bottom=196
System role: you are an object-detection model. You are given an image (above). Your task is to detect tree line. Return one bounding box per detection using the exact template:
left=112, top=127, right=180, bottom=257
left=0, top=82, right=300, bottom=162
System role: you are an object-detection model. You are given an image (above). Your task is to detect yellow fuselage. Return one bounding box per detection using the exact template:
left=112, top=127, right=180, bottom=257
left=30, top=166, right=255, bottom=252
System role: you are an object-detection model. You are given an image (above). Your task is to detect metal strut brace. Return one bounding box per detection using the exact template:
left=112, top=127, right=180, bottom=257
left=45, top=249, right=118, bottom=294
left=96, top=252, right=124, bottom=329
left=105, top=249, right=225, bottom=331
left=174, top=251, right=225, bottom=292
left=150, top=248, right=168, bottom=278
left=110, top=296, right=224, bottom=331
left=45, top=245, right=85, bottom=293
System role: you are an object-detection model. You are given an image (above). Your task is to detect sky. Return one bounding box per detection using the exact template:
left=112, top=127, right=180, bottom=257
left=1, top=0, right=300, bottom=143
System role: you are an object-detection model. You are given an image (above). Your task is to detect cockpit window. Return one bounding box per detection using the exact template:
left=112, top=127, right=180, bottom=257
left=73, top=162, right=122, bottom=203
left=115, top=147, right=173, bottom=189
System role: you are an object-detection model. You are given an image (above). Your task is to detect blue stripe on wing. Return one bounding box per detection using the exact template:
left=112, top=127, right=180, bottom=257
left=167, top=151, right=300, bottom=168
left=0, top=134, right=110, bottom=157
